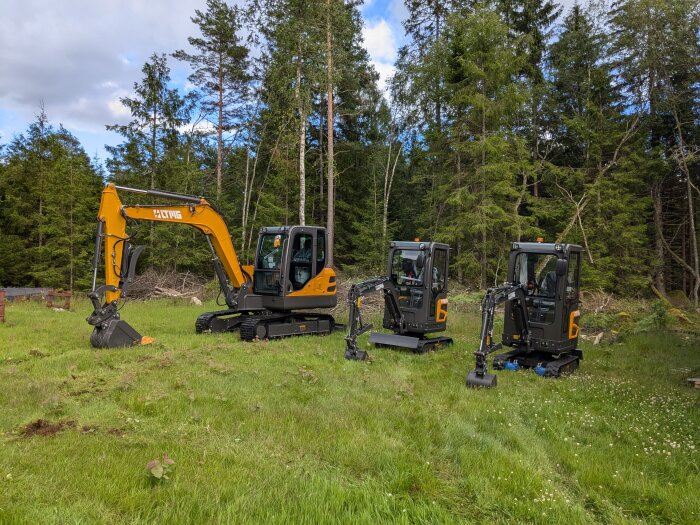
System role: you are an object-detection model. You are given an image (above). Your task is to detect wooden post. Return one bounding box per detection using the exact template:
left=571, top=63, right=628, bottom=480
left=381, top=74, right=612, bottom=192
left=47, top=290, right=71, bottom=310
left=0, top=290, right=5, bottom=323
left=63, top=291, right=72, bottom=310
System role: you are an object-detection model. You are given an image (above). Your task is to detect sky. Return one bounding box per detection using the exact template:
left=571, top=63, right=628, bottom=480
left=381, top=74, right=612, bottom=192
left=0, top=0, right=579, bottom=163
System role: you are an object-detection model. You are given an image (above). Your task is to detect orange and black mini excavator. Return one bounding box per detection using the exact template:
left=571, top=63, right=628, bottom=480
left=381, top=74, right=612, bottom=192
left=466, top=241, right=583, bottom=387
left=87, top=183, right=338, bottom=348
left=344, top=241, right=453, bottom=360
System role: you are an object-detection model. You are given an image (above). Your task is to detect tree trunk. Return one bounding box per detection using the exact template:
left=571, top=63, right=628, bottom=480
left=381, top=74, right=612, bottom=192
left=383, top=141, right=402, bottom=241
left=382, top=141, right=392, bottom=241
left=480, top=81, right=487, bottom=288
left=532, top=91, right=539, bottom=198
left=685, top=157, right=699, bottom=307
left=150, top=102, right=157, bottom=253
left=325, top=0, right=335, bottom=266
left=69, top=164, right=74, bottom=291
left=319, top=97, right=324, bottom=222
left=652, top=184, right=666, bottom=294
left=242, top=121, right=252, bottom=247
left=296, top=49, right=306, bottom=225
left=151, top=103, right=157, bottom=189
left=217, top=54, right=224, bottom=200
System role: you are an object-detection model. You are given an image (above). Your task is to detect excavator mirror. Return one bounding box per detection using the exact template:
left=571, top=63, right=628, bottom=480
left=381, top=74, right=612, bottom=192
left=556, top=258, right=567, bottom=277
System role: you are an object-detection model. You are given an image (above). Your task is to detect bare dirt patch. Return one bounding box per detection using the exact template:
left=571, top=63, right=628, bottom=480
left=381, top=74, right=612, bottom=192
left=20, top=419, right=76, bottom=437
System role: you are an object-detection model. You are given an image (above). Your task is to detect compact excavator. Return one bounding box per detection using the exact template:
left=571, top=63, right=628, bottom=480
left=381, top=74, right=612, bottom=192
left=87, top=183, right=338, bottom=348
left=345, top=241, right=453, bottom=360
left=466, top=241, right=583, bottom=387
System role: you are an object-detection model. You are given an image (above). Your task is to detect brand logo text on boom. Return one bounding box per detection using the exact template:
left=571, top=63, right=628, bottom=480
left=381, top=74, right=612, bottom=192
left=153, top=209, right=183, bottom=219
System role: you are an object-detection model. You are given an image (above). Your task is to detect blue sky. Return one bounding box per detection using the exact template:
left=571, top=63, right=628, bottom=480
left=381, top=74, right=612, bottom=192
left=0, top=0, right=578, bottom=165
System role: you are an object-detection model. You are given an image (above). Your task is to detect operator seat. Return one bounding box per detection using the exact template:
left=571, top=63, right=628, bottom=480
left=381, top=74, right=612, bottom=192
left=539, top=271, right=557, bottom=298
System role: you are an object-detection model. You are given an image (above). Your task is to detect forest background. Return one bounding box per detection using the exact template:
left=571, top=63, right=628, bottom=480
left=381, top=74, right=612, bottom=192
left=0, top=0, right=698, bottom=303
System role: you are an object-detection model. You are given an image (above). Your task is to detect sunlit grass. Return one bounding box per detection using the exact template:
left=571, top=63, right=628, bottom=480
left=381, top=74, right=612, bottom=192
left=1, top=298, right=698, bottom=523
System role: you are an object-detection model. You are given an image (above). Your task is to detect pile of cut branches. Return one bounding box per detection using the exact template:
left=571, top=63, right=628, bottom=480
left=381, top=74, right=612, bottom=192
left=128, top=269, right=206, bottom=300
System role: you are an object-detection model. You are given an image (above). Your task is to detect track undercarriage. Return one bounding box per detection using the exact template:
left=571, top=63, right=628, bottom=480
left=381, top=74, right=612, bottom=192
left=492, top=347, right=582, bottom=377
left=195, top=309, right=337, bottom=341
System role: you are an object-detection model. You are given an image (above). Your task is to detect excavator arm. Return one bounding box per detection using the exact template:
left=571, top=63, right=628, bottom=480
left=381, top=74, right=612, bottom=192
left=466, top=283, right=531, bottom=387
left=344, top=276, right=405, bottom=360
left=87, top=183, right=252, bottom=348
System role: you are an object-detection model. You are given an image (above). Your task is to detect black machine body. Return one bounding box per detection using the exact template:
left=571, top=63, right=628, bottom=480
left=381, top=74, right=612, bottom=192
left=467, top=241, right=583, bottom=387
left=345, top=241, right=453, bottom=360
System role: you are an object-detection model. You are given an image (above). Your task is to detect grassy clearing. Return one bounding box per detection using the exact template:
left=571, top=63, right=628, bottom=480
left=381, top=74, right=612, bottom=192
left=1, top=298, right=699, bottom=524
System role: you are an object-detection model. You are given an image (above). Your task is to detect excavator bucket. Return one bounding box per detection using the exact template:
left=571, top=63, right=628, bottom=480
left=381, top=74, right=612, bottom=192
left=344, top=348, right=368, bottom=360
left=90, top=317, right=146, bottom=348
left=466, top=370, right=497, bottom=388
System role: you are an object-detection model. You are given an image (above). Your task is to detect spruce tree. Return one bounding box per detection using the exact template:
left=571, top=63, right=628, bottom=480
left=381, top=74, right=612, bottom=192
left=174, top=0, right=251, bottom=201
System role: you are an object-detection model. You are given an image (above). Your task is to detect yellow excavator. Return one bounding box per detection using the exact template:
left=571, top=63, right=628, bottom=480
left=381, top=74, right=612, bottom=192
left=87, top=183, right=338, bottom=348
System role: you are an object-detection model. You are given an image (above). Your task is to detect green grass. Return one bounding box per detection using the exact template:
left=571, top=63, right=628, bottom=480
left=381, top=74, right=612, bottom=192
left=1, top=299, right=699, bottom=524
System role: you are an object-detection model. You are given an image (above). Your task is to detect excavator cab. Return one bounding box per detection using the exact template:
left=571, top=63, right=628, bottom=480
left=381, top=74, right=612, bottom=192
left=252, top=226, right=336, bottom=310
left=501, top=242, right=581, bottom=358
left=382, top=241, right=450, bottom=335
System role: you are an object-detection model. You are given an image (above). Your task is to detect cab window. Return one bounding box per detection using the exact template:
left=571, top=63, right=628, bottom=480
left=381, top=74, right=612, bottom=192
left=567, top=252, right=580, bottom=298
left=391, top=249, right=423, bottom=287
left=512, top=252, right=558, bottom=325
left=432, top=249, right=447, bottom=294
left=257, top=233, right=286, bottom=270
left=316, top=234, right=326, bottom=275
left=391, top=249, right=425, bottom=309
left=513, top=252, right=558, bottom=298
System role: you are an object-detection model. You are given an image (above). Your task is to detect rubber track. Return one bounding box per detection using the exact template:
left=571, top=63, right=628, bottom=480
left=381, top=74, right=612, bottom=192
left=194, top=308, right=240, bottom=333
left=240, top=313, right=336, bottom=341
left=239, top=314, right=288, bottom=341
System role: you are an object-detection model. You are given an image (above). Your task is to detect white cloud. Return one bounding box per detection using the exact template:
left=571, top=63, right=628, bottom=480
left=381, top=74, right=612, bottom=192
left=0, top=0, right=210, bottom=136
left=362, top=18, right=399, bottom=93
left=360, top=0, right=376, bottom=12
left=389, top=0, right=409, bottom=23
left=371, top=61, right=396, bottom=93
left=362, top=19, right=397, bottom=62
left=108, top=91, right=132, bottom=120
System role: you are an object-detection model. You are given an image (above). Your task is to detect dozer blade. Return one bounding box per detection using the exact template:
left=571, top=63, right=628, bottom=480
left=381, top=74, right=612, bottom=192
left=90, top=318, right=149, bottom=348
left=368, top=332, right=421, bottom=349
left=466, top=370, right=497, bottom=388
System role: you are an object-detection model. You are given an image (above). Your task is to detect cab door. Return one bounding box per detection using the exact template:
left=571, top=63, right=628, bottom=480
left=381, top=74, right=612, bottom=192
left=428, top=245, right=449, bottom=326
left=286, top=227, right=317, bottom=293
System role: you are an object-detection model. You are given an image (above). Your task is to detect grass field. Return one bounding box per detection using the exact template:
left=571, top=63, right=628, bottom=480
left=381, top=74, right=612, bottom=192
left=1, top=298, right=699, bottom=524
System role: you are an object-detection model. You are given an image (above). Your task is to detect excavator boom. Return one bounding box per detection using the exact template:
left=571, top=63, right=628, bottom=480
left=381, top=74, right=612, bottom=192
left=87, top=183, right=252, bottom=348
